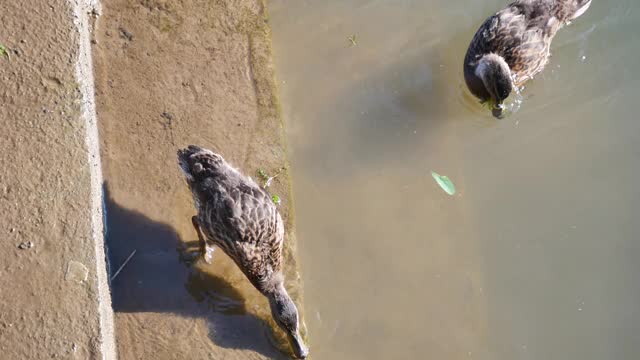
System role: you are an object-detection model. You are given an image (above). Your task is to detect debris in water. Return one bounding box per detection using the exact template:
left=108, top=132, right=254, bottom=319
left=265, top=167, right=285, bottom=188
left=347, top=34, right=357, bottom=47
left=431, top=171, right=456, bottom=196
left=256, top=168, right=285, bottom=206
left=257, top=166, right=286, bottom=188
left=110, top=250, right=137, bottom=281
left=17, top=241, right=33, bottom=250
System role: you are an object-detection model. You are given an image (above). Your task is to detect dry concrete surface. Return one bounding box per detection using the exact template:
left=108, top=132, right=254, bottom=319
left=0, top=0, right=114, bottom=359
left=1, top=0, right=305, bottom=359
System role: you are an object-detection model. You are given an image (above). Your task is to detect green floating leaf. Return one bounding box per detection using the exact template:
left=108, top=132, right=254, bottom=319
left=271, top=195, right=281, bottom=205
left=431, top=171, right=456, bottom=196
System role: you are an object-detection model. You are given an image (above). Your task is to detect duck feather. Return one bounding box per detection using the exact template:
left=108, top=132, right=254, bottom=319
left=178, top=146, right=284, bottom=292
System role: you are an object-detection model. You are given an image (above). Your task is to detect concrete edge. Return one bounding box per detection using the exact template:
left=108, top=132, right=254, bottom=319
left=69, top=0, right=117, bottom=359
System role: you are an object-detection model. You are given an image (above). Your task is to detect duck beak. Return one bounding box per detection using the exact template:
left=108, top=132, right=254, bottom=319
left=289, top=331, right=309, bottom=359
left=492, top=105, right=505, bottom=119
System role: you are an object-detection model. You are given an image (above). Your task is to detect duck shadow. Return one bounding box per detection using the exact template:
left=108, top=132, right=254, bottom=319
left=103, top=183, right=289, bottom=359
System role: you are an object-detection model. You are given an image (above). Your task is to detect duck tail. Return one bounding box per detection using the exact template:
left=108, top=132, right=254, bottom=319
left=570, top=0, right=592, bottom=20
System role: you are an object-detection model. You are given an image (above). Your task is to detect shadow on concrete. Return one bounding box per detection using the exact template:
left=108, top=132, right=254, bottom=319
left=103, top=183, right=289, bottom=359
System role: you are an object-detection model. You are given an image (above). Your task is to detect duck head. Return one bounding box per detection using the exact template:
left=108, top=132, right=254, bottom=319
left=267, top=279, right=309, bottom=359
left=476, top=54, right=513, bottom=118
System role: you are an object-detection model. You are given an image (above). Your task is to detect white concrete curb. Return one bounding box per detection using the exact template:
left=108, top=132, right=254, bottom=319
left=69, top=0, right=117, bottom=359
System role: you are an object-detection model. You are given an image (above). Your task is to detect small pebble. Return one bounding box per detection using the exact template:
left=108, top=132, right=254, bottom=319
left=161, top=111, right=173, bottom=121
left=119, top=27, right=134, bottom=41
left=18, top=241, right=33, bottom=250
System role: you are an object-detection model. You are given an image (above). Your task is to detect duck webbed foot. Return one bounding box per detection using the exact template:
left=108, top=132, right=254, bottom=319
left=202, top=245, right=215, bottom=264
left=192, top=215, right=215, bottom=264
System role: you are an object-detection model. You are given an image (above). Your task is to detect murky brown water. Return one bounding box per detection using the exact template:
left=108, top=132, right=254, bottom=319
left=269, top=0, right=640, bottom=359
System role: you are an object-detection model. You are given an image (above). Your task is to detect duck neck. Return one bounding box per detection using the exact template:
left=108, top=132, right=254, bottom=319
left=260, top=270, right=286, bottom=296
left=266, top=282, right=291, bottom=307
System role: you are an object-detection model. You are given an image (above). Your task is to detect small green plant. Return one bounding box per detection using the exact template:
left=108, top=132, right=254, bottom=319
left=256, top=166, right=286, bottom=188
left=0, top=44, right=7, bottom=58
left=257, top=167, right=286, bottom=206
left=257, top=168, right=269, bottom=182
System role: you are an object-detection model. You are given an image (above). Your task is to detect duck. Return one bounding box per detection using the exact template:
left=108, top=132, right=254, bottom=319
left=464, top=0, right=592, bottom=117
left=177, top=145, right=309, bottom=359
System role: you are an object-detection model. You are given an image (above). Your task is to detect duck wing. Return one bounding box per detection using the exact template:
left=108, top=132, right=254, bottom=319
left=201, top=167, right=285, bottom=288
left=470, top=1, right=558, bottom=85
left=178, top=146, right=285, bottom=287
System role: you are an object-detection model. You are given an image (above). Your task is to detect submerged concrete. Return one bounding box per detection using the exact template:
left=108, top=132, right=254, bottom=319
left=0, top=1, right=114, bottom=359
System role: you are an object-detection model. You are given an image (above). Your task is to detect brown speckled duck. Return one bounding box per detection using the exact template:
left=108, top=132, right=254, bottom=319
left=177, top=145, right=309, bottom=359
left=464, top=0, right=592, bottom=117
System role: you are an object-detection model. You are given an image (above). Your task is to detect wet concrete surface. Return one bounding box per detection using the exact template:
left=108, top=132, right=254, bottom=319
left=104, top=185, right=289, bottom=359
left=92, top=0, right=305, bottom=358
